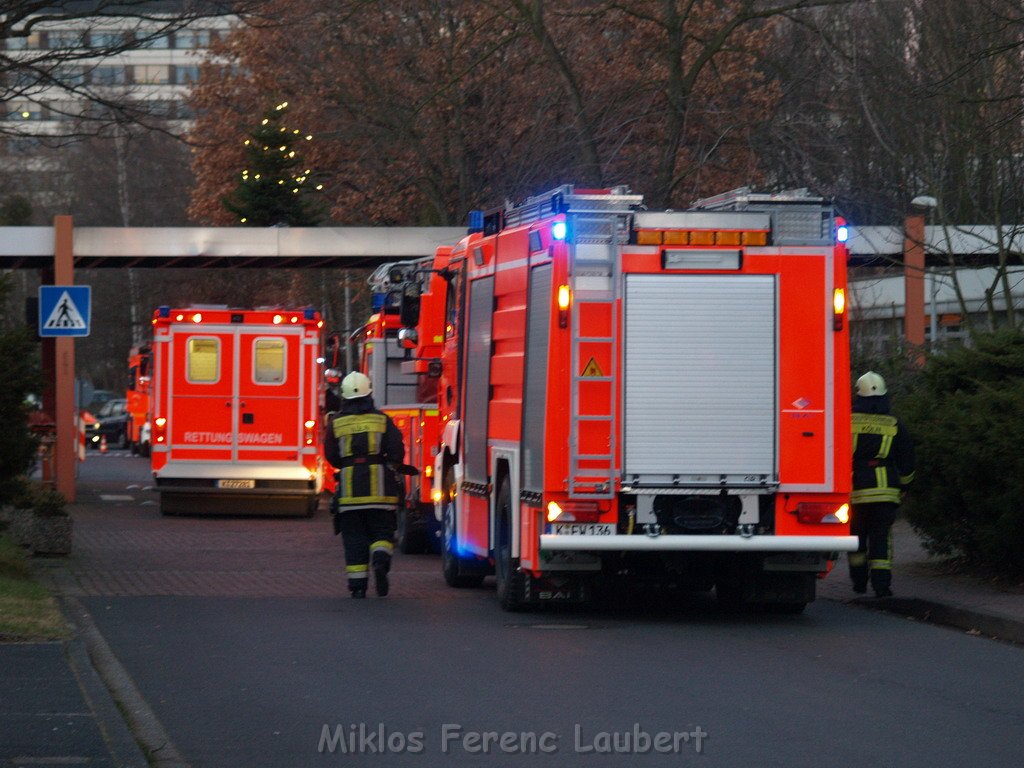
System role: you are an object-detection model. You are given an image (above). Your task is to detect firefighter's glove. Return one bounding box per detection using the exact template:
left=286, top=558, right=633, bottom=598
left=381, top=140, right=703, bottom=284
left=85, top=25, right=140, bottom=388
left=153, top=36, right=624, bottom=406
left=330, top=495, right=342, bottom=535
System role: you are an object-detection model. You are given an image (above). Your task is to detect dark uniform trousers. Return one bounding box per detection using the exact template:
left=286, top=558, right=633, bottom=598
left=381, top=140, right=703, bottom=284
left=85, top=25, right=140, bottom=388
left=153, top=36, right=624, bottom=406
left=848, top=501, right=897, bottom=593
left=338, top=508, right=396, bottom=590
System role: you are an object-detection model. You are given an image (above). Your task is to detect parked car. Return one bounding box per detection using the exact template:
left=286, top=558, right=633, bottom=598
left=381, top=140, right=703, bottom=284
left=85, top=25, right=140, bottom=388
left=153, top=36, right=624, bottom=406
left=85, top=389, right=117, bottom=413
left=91, top=398, right=130, bottom=449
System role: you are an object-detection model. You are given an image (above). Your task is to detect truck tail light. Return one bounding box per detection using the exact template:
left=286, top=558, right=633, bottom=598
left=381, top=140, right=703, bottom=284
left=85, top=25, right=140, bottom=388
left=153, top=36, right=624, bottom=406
left=154, top=416, right=167, bottom=444
left=557, top=284, right=571, bottom=328
left=304, top=419, right=316, bottom=445
left=796, top=502, right=849, bottom=525
left=546, top=500, right=601, bottom=523
left=833, top=288, right=846, bottom=331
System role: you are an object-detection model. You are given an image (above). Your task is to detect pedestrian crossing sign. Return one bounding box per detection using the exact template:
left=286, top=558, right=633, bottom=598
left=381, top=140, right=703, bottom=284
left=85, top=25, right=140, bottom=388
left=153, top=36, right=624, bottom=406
left=39, top=285, right=91, bottom=337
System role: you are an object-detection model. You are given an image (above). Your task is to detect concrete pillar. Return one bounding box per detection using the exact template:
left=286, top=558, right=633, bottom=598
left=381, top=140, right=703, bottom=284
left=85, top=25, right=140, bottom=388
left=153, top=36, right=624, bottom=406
left=903, top=213, right=926, bottom=363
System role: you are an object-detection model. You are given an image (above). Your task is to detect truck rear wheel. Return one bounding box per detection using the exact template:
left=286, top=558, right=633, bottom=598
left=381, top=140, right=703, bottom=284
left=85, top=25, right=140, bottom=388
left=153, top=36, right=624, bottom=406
left=494, top=478, right=526, bottom=611
left=441, top=466, right=485, bottom=588
left=397, top=507, right=429, bottom=554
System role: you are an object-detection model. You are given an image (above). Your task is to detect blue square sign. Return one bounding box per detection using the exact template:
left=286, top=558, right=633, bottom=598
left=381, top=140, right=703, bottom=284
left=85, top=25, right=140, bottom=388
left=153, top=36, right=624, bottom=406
left=39, top=285, right=91, bottom=337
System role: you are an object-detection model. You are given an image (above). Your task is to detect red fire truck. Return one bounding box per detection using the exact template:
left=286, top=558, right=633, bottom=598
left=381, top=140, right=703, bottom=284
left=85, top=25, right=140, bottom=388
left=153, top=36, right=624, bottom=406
left=126, top=345, right=152, bottom=457
left=349, top=267, right=443, bottom=552
left=149, top=306, right=326, bottom=516
left=396, top=185, right=856, bottom=611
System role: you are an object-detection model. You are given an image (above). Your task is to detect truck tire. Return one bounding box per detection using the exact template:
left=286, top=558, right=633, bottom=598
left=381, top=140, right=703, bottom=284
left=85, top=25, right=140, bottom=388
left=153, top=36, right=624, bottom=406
left=494, top=477, right=526, bottom=612
left=305, top=495, right=319, bottom=517
left=441, top=466, right=485, bottom=588
left=397, top=507, right=428, bottom=554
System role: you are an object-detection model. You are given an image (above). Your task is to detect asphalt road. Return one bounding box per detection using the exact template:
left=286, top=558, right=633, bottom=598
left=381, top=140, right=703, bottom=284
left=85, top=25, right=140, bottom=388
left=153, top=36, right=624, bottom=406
left=71, top=455, right=1024, bottom=767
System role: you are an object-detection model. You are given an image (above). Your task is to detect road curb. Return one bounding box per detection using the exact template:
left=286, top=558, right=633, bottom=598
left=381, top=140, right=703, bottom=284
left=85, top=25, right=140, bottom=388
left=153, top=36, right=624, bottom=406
left=42, top=565, right=192, bottom=768
left=64, top=624, right=151, bottom=768
left=828, top=594, right=1024, bottom=645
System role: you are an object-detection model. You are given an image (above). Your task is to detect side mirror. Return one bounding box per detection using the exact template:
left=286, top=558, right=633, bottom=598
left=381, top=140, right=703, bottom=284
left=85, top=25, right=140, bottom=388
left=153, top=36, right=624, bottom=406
left=399, top=283, right=421, bottom=327
left=398, top=328, right=418, bottom=350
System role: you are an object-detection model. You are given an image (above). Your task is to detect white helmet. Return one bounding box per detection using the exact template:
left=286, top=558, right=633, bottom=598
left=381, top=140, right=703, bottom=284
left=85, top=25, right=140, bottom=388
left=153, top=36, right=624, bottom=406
left=856, top=371, right=887, bottom=397
left=340, top=371, right=372, bottom=399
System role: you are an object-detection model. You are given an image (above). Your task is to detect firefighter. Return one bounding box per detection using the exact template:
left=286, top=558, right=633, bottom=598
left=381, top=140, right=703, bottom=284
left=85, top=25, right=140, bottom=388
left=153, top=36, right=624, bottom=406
left=324, top=372, right=405, bottom=598
left=849, top=371, right=915, bottom=597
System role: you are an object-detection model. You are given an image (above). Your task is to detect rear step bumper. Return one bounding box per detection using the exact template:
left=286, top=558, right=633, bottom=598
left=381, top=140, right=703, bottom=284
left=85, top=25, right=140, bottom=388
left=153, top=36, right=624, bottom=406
left=540, top=534, right=858, bottom=552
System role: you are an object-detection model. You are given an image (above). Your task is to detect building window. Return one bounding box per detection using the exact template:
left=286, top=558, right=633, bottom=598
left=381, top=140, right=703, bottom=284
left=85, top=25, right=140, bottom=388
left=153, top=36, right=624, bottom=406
left=4, top=137, right=44, bottom=154
left=134, top=65, right=169, bottom=84
left=46, top=101, right=81, bottom=121
left=137, top=32, right=172, bottom=49
left=6, top=104, right=42, bottom=121
left=54, top=66, right=87, bottom=86
left=88, top=31, right=123, bottom=48
left=174, top=65, right=201, bottom=84
left=254, top=339, right=287, bottom=384
left=174, top=29, right=214, bottom=49
left=4, top=33, right=43, bottom=50
left=187, top=338, right=220, bottom=383
left=45, top=31, right=84, bottom=49
left=90, top=66, right=127, bottom=85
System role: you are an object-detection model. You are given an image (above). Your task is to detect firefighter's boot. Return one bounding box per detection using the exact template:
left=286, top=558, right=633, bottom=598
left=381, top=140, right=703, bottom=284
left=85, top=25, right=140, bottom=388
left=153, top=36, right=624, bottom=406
left=346, top=564, right=369, bottom=598
left=371, top=542, right=393, bottom=597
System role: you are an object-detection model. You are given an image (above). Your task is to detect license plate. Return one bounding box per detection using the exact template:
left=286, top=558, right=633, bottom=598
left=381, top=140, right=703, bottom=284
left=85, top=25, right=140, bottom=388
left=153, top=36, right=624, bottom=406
left=217, top=479, right=255, bottom=489
left=549, top=522, right=615, bottom=536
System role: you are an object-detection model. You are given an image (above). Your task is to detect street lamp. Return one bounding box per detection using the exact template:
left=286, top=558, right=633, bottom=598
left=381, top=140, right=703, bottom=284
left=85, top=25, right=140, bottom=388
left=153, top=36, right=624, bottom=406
left=910, top=196, right=939, bottom=351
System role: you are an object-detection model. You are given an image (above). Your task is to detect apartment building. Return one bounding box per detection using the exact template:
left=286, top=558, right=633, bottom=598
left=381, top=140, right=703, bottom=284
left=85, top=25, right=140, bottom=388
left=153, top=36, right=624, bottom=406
left=1, top=8, right=237, bottom=221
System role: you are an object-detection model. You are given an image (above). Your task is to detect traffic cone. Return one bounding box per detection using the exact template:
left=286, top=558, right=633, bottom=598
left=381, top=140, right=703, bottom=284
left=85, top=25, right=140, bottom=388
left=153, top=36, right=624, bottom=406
left=100, top=435, right=108, bottom=454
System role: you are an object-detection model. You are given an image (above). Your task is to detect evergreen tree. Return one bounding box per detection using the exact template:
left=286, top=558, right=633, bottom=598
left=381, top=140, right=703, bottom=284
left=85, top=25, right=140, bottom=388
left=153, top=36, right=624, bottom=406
left=221, top=102, right=326, bottom=226
left=0, top=273, right=40, bottom=502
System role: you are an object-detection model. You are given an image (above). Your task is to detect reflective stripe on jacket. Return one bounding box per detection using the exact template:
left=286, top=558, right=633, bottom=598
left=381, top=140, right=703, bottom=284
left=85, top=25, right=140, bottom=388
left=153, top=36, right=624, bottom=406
left=328, top=411, right=402, bottom=509
left=852, top=412, right=915, bottom=504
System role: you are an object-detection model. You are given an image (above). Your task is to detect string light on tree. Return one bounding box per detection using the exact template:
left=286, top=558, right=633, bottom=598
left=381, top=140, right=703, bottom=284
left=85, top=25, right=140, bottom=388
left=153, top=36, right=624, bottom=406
left=221, top=101, right=326, bottom=227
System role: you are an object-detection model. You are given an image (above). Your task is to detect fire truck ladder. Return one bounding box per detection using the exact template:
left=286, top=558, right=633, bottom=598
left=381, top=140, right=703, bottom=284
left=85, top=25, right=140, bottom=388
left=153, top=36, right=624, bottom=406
left=569, top=297, right=617, bottom=499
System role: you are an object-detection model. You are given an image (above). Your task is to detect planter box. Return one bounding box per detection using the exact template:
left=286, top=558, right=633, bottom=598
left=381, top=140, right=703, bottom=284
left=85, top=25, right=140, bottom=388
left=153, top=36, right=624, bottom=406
left=33, top=515, right=73, bottom=556
left=0, top=506, right=72, bottom=555
left=1, top=507, right=36, bottom=549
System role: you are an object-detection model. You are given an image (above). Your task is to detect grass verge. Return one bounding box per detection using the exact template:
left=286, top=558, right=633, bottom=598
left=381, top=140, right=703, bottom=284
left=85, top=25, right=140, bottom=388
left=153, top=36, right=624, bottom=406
left=0, top=534, right=68, bottom=641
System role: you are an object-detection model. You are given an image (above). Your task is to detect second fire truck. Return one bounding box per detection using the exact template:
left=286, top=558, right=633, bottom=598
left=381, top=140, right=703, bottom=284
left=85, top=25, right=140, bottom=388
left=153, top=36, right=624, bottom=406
left=126, top=344, right=152, bottom=456
left=392, top=185, right=856, bottom=611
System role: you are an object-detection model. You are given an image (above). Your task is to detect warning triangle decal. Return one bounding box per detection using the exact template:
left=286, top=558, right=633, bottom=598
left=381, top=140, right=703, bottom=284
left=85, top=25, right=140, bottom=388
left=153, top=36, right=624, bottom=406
left=581, top=357, right=604, bottom=377
left=43, top=290, right=88, bottom=329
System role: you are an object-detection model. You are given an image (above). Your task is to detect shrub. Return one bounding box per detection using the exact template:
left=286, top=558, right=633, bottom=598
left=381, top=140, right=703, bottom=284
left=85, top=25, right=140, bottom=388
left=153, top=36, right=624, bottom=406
left=901, top=330, right=1024, bottom=577
left=7, top=479, right=67, bottom=518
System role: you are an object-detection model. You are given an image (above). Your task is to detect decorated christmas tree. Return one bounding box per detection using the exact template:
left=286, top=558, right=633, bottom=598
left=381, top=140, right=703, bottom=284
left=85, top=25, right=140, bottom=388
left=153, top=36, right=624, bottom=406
left=222, top=102, right=325, bottom=226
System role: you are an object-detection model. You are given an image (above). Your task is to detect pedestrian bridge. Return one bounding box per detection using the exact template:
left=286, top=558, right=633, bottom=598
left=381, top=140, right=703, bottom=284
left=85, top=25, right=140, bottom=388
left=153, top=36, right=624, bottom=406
left=0, top=223, right=467, bottom=269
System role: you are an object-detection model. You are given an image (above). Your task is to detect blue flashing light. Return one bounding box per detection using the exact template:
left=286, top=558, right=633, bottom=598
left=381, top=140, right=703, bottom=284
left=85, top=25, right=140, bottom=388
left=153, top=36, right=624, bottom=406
left=371, top=293, right=386, bottom=312
left=836, top=225, right=849, bottom=243
left=303, top=307, right=316, bottom=320
left=552, top=220, right=567, bottom=241
left=467, top=209, right=484, bottom=233
left=157, top=305, right=170, bottom=318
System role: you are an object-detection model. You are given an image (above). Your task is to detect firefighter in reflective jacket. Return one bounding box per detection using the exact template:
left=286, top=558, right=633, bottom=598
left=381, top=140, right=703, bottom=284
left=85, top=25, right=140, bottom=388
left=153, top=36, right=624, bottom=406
left=849, top=371, right=916, bottom=597
left=324, top=372, right=405, bottom=598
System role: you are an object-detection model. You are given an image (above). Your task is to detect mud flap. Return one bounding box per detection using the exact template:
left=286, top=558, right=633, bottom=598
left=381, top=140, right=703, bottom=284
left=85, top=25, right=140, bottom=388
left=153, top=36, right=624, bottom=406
left=523, top=572, right=590, bottom=604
